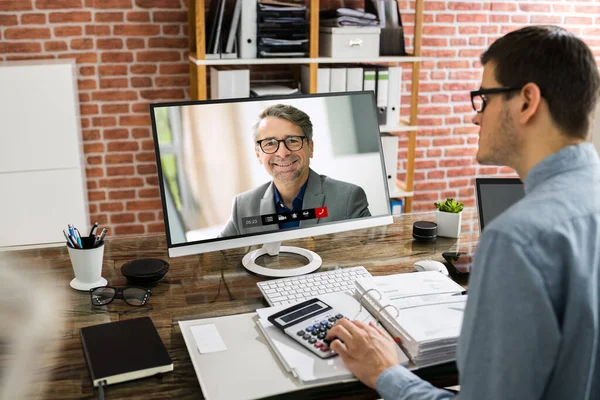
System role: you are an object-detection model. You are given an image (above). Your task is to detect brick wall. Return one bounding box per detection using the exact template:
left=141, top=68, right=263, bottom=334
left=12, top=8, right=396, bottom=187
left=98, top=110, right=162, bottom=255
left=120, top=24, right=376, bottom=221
left=0, top=0, right=598, bottom=235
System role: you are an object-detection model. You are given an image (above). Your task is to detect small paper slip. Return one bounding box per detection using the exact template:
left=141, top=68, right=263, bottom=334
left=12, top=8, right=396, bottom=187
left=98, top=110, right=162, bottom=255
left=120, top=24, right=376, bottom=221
left=190, top=324, right=227, bottom=354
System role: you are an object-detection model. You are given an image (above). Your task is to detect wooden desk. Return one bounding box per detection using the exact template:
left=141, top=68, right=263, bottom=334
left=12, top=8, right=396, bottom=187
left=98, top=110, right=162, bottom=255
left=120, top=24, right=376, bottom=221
left=10, top=210, right=479, bottom=399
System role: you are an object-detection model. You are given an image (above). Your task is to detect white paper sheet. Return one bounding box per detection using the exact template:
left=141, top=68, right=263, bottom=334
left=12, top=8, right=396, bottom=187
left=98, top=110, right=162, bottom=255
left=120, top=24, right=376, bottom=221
left=190, top=323, right=228, bottom=354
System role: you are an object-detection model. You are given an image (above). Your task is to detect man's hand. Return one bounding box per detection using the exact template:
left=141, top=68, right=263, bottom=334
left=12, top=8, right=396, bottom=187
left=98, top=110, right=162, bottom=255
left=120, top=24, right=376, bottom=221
left=325, top=318, right=399, bottom=388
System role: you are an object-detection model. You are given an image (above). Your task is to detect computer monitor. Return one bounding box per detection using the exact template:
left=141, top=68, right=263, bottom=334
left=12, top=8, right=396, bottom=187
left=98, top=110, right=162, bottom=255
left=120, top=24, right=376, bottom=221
left=475, top=177, right=524, bottom=231
left=150, top=92, right=392, bottom=277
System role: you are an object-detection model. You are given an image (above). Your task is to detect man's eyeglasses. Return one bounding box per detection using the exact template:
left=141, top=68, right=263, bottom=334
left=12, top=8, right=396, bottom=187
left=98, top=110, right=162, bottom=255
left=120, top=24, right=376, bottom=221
left=470, top=87, right=521, bottom=113
left=90, top=286, right=152, bottom=307
left=256, top=136, right=307, bottom=154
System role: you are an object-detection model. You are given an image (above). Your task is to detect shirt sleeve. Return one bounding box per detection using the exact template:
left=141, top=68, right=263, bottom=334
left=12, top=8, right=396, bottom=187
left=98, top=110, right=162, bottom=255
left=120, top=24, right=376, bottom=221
left=456, top=230, right=560, bottom=399
left=375, top=365, right=455, bottom=400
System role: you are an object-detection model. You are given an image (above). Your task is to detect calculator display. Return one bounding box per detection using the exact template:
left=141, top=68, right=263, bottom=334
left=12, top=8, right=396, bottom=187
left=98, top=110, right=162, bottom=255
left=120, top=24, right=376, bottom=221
left=271, top=299, right=331, bottom=328
left=281, top=303, right=322, bottom=323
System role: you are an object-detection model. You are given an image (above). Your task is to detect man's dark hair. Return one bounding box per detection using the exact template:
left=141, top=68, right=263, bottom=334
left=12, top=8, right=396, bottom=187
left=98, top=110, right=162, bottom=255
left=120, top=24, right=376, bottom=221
left=481, top=25, right=600, bottom=139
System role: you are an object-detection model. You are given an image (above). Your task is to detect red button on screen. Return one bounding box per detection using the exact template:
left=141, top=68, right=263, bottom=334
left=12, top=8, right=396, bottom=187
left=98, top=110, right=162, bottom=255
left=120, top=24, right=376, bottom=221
left=315, top=207, right=328, bottom=218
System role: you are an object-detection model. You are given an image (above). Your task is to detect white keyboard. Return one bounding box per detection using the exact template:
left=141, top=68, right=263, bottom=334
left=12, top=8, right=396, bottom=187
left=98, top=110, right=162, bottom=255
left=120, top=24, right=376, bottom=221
left=257, top=266, right=373, bottom=306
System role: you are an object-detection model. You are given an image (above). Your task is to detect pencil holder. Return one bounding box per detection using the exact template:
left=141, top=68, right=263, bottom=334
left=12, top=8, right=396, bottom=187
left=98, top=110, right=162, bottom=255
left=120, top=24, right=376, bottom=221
left=67, top=239, right=107, bottom=291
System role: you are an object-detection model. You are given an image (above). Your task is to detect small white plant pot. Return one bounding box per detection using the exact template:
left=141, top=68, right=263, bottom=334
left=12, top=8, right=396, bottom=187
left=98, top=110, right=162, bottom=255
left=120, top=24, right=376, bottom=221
left=436, top=210, right=462, bottom=238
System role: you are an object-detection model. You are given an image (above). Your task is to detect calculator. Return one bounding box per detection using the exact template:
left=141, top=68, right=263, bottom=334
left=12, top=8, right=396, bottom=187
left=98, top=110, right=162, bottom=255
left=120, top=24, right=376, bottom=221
left=267, top=298, right=345, bottom=359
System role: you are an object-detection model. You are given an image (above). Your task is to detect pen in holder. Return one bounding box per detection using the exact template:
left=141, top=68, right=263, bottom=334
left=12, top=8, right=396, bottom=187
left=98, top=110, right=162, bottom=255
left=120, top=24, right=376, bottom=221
left=67, top=237, right=107, bottom=291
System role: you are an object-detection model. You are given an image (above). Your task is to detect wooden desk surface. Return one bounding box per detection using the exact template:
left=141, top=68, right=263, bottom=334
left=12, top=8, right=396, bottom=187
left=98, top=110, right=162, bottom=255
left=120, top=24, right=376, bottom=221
left=9, top=209, right=480, bottom=399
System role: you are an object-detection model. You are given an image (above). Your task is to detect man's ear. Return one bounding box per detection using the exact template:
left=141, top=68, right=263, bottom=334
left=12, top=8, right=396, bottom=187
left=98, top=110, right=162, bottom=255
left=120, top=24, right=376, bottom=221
left=519, top=82, right=542, bottom=125
left=309, top=140, right=314, bottom=158
left=255, top=146, right=263, bottom=164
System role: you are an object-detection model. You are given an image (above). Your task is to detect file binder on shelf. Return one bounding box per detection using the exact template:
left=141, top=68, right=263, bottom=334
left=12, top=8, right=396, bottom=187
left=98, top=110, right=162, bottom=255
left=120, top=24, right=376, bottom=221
left=238, top=0, right=258, bottom=58
left=376, top=66, right=389, bottom=126
left=386, top=66, right=402, bottom=126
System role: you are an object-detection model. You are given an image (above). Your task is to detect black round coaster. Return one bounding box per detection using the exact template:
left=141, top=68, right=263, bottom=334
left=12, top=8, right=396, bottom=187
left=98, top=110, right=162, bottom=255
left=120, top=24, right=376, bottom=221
left=121, top=258, right=169, bottom=285
left=413, top=221, right=437, bottom=242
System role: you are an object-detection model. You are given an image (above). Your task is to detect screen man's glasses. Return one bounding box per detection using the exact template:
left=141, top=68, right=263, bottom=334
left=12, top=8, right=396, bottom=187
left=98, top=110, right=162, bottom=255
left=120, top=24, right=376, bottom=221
left=470, top=87, right=521, bottom=113
left=90, top=286, right=152, bottom=307
left=256, top=136, right=307, bottom=154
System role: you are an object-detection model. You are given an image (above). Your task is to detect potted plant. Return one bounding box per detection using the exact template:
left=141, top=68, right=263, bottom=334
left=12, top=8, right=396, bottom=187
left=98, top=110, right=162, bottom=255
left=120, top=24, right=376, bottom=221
left=434, top=198, right=464, bottom=238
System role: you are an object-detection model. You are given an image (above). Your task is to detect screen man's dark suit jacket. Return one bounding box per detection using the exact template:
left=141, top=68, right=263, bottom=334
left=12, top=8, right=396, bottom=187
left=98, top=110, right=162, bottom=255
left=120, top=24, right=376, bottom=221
left=219, top=169, right=371, bottom=237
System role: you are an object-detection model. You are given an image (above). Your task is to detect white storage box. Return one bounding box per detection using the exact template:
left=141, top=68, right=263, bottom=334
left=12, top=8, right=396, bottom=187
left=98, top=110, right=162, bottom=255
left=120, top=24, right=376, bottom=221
left=319, top=27, right=381, bottom=59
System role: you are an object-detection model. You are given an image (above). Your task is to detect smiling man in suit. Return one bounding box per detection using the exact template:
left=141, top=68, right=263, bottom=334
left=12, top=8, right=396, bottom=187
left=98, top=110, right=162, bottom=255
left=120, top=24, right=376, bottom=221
left=219, top=104, right=371, bottom=237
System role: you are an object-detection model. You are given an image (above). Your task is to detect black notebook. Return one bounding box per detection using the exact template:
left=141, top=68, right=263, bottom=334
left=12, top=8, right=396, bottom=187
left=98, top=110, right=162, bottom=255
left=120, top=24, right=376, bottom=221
left=80, top=316, right=173, bottom=387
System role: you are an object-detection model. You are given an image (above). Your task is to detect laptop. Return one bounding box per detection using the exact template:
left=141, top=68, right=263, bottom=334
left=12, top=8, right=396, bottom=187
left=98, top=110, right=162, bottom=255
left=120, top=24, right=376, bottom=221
left=475, top=178, right=525, bottom=231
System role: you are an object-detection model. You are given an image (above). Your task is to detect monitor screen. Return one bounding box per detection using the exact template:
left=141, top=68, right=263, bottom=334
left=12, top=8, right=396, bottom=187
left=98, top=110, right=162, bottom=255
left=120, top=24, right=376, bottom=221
left=476, top=178, right=524, bottom=231
left=150, top=92, right=392, bottom=259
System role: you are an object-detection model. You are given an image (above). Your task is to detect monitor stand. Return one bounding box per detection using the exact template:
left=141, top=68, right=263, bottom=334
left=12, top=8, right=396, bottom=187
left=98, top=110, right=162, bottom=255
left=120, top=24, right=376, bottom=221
left=241, top=242, right=322, bottom=278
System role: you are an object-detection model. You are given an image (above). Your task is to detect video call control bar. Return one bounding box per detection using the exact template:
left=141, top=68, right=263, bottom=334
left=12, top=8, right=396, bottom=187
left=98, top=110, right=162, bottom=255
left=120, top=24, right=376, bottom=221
left=242, top=207, right=329, bottom=228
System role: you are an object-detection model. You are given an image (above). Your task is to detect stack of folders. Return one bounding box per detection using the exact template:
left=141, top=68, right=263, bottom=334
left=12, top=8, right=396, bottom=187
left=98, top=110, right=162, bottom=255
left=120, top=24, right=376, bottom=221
left=256, top=291, right=409, bottom=384
left=257, top=1, right=309, bottom=58
left=355, top=272, right=467, bottom=368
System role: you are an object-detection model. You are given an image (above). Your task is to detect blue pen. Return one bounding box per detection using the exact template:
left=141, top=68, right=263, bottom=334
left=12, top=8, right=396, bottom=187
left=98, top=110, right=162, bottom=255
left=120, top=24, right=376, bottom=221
left=63, top=229, right=76, bottom=248
left=73, top=227, right=83, bottom=248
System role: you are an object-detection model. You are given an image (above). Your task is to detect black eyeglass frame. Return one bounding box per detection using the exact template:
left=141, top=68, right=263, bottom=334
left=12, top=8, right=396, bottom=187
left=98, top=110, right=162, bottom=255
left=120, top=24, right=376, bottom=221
left=89, top=285, right=152, bottom=307
left=256, top=136, right=307, bottom=154
left=470, top=87, right=522, bottom=113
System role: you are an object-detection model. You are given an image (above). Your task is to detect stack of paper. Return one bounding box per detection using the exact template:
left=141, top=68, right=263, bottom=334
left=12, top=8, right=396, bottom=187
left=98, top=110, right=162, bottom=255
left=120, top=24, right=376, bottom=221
left=355, top=272, right=467, bottom=367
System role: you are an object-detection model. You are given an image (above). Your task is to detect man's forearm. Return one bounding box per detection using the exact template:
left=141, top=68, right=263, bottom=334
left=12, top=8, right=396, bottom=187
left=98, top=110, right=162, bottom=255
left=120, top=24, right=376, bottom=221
left=375, top=365, right=455, bottom=400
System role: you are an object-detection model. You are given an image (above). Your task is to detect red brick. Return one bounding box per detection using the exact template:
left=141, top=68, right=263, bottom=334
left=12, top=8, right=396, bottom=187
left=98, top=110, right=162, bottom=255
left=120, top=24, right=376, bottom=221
left=111, top=213, right=135, bottom=224
left=126, top=200, right=163, bottom=211
left=155, top=76, right=189, bottom=87
left=92, top=90, right=137, bottom=101
left=102, top=104, right=129, bottom=114
left=148, top=38, right=187, bottom=48
left=58, top=52, right=97, bottom=63
left=136, top=50, right=180, bottom=62
left=80, top=104, right=98, bottom=115
left=126, top=38, right=145, bottom=49
left=21, top=13, right=45, bottom=24
left=565, top=17, right=592, bottom=25
left=84, top=143, right=105, bottom=153
left=107, top=166, right=134, bottom=176
left=105, top=154, right=133, bottom=164
left=422, top=49, right=457, bottom=58
left=97, top=38, right=123, bottom=50
left=99, top=178, right=144, bottom=188
left=162, top=25, right=179, bottom=35
left=85, top=25, right=111, bottom=36
left=449, top=38, right=466, bottom=47
left=114, top=225, right=145, bottom=235
left=132, top=103, right=150, bottom=113
left=135, top=0, right=181, bottom=8
left=49, top=11, right=91, bottom=23
left=88, top=190, right=106, bottom=201
left=130, top=65, right=157, bottom=74
left=126, top=11, right=149, bottom=22
left=449, top=1, right=483, bottom=10
left=519, top=3, right=550, bottom=13
left=140, top=89, right=185, bottom=100
left=440, top=158, right=473, bottom=167
left=575, top=5, right=600, bottom=14
left=147, top=222, right=165, bottom=233
left=139, top=188, right=159, bottom=198
left=90, top=0, right=133, bottom=8
left=99, top=65, right=127, bottom=76
left=45, top=41, right=68, bottom=51
left=120, top=115, right=151, bottom=126
left=141, top=140, right=155, bottom=151
left=93, top=116, right=116, bottom=127
left=458, top=26, right=479, bottom=35
left=420, top=106, right=451, bottom=116
left=490, top=14, right=509, bottom=23
left=138, top=212, right=156, bottom=222
left=81, top=119, right=90, bottom=128
left=82, top=129, right=101, bottom=141
left=88, top=155, right=102, bottom=164
left=79, top=93, right=90, bottom=102
left=435, top=14, right=454, bottom=23
left=491, top=2, right=516, bottom=11
left=159, top=63, right=188, bottom=75
left=443, top=82, right=478, bottom=92
left=71, top=38, right=93, bottom=50
left=427, top=170, right=445, bottom=179
left=131, top=77, right=152, bottom=87
left=100, top=202, right=124, bottom=212
left=136, top=152, right=156, bottom=162
left=153, top=10, right=186, bottom=22
left=101, top=51, right=134, bottom=63
left=415, top=160, right=437, bottom=170
left=0, top=15, right=18, bottom=25
left=415, top=181, right=446, bottom=191
left=414, top=192, right=440, bottom=202
left=479, top=167, right=499, bottom=175
left=137, top=164, right=157, bottom=175
left=95, top=12, right=124, bottom=22
left=103, top=128, right=129, bottom=139
left=54, top=26, right=83, bottom=36
left=99, top=77, right=128, bottom=89
left=422, top=38, right=448, bottom=47
left=5, top=27, right=51, bottom=39
left=36, top=0, right=82, bottom=9
left=89, top=213, right=108, bottom=225
left=113, top=24, right=160, bottom=36
left=1, top=0, right=33, bottom=11
left=109, top=190, right=135, bottom=200
left=433, top=138, right=463, bottom=147
left=107, top=141, right=139, bottom=152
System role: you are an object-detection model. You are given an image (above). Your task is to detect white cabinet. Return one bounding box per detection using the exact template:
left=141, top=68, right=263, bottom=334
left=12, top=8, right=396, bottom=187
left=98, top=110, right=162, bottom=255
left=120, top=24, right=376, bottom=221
left=0, top=60, right=88, bottom=247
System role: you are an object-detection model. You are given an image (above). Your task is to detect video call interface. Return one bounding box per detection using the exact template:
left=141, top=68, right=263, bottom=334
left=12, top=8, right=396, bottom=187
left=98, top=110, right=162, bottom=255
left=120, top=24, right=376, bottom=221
left=152, top=93, right=390, bottom=246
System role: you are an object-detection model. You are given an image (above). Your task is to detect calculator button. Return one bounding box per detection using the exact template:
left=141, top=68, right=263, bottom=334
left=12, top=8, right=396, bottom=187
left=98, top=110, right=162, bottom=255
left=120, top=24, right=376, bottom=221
left=326, top=323, right=332, bottom=329
left=320, top=346, right=330, bottom=352
left=318, top=332, right=326, bottom=339
left=311, top=330, right=319, bottom=336
left=313, top=324, right=321, bottom=330
left=314, top=342, right=323, bottom=348
left=308, top=338, right=317, bottom=344
left=319, top=326, right=327, bottom=332
left=302, top=334, right=311, bottom=340
left=323, top=338, right=331, bottom=345
left=306, top=326, right=314, bottom=332
left=336, top=314, right=344, bottom=319
left=297, top=330, right=305, bottom=336
left=320, top=321, right=328, bottom=326
left=328, top=317, right=337, bottom=322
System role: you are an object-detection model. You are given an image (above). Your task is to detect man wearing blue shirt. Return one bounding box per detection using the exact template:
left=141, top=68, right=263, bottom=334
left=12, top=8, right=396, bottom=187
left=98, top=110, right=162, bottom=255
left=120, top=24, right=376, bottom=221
left=327, top=25, right=600, bottom=399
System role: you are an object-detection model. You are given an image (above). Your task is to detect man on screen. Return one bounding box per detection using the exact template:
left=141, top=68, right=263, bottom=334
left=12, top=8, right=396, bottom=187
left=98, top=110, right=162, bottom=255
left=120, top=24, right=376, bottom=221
left=219, top=104, right=371, bottom=237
